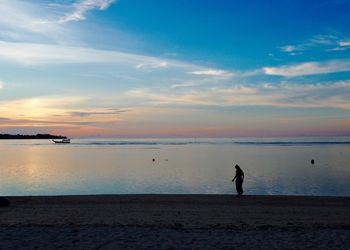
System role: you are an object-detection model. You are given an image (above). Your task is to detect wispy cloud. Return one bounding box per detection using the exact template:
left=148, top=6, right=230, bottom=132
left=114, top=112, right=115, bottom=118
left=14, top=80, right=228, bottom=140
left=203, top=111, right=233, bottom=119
left=327, top=47, right=348, bottom=52
left=170, top=78, right=215, bottom=89
left=0, top=117, right=94, bottom=127
left=280, top=45, right=297, bottom=53
left=0, top=0, right=59, bottom=39
left=0, top=41, right=192, bottom=68
left=0, top=0, right=69, bottom=41
left=136, top=61, right=168, bottom=71
left=69, top=108, right=128, bottom=117
left=0, top=96, right=127, bottom=131
left=0, top=80, right=4, bottom=89
left=339, top=40, right=350, bottom=47
left=27, top=0, right=116, bottom=25
left=309, top=34, right=339, bottom=45
left=0, top=95, right=90, bottom=124
left=189, top=69, right=232, bottom=77
left=58, top=0, right=116, bottom=24
left=127, top=80, right=350, bottom=110
left=263, top=60, right=350, bottom=77
left=187, top=69, right=260, bottom=81
left=0, top=0, right=116, bottom=44
left=170, top=69, right=261, bottom=89
left=169, top=70, right=257, bottom=89
left=279, top=33, right=350, bottom=54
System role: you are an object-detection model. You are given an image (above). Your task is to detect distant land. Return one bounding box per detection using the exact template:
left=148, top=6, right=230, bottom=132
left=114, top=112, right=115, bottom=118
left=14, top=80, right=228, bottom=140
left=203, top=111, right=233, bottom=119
left=0, top=134, right=67, bottom=140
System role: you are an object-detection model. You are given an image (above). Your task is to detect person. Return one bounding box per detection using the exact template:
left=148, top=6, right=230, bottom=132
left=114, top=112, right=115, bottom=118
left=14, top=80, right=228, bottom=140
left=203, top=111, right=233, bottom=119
left=232, top=164, right=244, bottom=196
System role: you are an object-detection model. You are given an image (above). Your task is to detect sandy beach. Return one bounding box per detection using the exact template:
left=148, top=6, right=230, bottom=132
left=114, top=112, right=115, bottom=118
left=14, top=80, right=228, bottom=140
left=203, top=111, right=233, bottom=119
left=0, top=194, right=349, bottom=249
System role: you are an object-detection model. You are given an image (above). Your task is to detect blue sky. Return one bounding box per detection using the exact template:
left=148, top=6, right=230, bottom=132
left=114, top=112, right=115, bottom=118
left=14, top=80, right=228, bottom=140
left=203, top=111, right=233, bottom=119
left=0, top=0, right=350, bottom=137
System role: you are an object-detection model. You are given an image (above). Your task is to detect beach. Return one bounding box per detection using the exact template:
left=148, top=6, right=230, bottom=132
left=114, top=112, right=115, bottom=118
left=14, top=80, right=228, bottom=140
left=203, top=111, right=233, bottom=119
left=0, top=194, right=349, bottom=249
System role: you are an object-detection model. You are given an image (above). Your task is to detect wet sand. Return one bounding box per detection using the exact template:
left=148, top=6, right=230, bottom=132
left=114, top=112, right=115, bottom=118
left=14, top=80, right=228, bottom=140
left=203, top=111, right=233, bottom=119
left=0, top=195, right=349, bottom=249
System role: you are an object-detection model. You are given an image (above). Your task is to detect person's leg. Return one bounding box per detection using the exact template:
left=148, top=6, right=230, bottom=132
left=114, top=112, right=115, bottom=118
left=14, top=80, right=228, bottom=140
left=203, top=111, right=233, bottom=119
left=236, top=180, right=243, bottom=196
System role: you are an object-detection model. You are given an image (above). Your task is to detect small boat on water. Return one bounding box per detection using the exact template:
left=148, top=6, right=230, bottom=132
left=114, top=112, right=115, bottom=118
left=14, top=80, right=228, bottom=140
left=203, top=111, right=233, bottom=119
left=52, top=138, right=71, bottom=144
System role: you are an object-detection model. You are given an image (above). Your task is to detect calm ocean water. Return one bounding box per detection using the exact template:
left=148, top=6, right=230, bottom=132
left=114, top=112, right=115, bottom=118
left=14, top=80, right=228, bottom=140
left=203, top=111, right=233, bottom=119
left=0, top=138, right=349, bottom=196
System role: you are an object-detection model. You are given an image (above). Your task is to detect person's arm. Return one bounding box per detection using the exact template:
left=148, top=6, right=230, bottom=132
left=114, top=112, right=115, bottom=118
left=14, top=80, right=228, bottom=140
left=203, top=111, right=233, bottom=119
left=232, top=175, right=236, bottom=182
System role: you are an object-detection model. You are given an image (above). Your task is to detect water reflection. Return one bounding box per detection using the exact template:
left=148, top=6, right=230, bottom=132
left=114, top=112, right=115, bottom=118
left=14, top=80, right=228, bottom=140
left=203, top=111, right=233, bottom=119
left=0, top=138, right=349, bottom=196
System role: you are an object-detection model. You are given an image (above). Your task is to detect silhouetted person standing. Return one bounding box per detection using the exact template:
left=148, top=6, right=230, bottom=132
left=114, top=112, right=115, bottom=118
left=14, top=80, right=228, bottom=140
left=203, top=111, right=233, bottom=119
left=232, top=164, right=244, bottom=196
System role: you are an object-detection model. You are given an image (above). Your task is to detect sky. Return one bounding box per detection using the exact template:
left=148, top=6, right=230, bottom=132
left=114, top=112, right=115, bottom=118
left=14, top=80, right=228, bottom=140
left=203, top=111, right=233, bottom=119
left=0, top=0, right=350, bottom=138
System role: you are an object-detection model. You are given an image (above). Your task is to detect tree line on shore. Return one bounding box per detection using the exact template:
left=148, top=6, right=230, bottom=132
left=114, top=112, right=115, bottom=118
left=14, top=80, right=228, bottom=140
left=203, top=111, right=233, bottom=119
left=0, top=134, right=67, bottom=139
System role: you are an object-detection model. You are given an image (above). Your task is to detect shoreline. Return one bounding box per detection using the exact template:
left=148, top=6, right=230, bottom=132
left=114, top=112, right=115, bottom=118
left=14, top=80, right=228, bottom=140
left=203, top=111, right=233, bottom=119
left=1, top=194, right=349, bottom=249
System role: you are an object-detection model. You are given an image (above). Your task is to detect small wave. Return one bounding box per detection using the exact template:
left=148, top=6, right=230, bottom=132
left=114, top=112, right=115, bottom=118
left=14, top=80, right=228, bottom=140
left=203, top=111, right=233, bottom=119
left=76, top=141, right=201, bottom=146
left=232, top=141, right=350, bottom=146
left=71, top=140, right=350, bottom=146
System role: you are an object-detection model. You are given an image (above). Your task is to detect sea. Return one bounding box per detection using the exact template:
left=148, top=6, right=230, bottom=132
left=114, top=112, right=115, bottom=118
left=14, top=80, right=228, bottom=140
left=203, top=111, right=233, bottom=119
left=0, top=137, right=349, bottom=196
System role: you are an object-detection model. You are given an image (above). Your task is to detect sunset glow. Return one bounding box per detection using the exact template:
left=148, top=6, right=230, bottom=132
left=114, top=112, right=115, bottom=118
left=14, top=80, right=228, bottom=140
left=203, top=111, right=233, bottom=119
left=1, top=0, right=350, bottom=137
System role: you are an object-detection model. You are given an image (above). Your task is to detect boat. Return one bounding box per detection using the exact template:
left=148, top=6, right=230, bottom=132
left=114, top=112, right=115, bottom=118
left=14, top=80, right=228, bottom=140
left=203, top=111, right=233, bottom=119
left=52, top=138, right=71, bottom=144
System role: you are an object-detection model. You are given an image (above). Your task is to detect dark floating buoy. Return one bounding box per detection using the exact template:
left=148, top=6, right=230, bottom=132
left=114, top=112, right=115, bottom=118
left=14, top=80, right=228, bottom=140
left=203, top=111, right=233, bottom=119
left=311, top=159, right=315, bottom=165
left=152, top=158, right=155, bottom=162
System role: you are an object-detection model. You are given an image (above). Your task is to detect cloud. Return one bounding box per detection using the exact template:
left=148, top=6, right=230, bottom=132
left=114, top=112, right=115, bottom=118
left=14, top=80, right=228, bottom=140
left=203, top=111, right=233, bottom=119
left=0, top=41, right=194, bottom=68
left=0, top=95, right=88, bottom=120
left=58, top=0, right=116, bottom=23
left=0, top=41, right=232, bottom=86
left=0, top=117, right=94, bottom=127
left=136, top=61, right=168, bottom=71
left=279, top=33, right=350, bottom=55
left=280, top=45, right=297, bottom=53
left=327, top=47, right=348, bottom=52
left=186, top=69, right=260, bottom=81
left=188, top=69, right=232, bottom=77
left=127, top=88, right=214, bottom=106
left=339, top=40, right=350, bottom=47
left=0, top=80, right=4, bottom=89
left=126, top=80, right=350, bottom=110
left=0, top=0, right=116, bottom=44
left=170, top=70, right=260, bottom=89
left=69, top=108, right=128, bottom=117
left=170, top=79, right=213, bottom=89
left=309, top=34, right=339, bottom=45
left=0, top=96, right=128, bottom=130
left=0, top=0, right=67, bottom=40
left=263, top=60, right=350, bottom=77
left=169, top=71, right=256, bottom=89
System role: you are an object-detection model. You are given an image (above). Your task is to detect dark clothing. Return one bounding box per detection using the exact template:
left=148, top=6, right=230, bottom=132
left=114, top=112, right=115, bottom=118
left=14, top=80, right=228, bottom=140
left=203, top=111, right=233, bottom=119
left=234, top=169, right=244, bottom=195
left=236, top=178, right=243, bottom=195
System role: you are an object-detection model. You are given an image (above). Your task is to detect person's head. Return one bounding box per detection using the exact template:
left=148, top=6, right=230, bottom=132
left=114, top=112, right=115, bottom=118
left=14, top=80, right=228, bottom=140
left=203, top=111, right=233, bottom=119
left=235, top=164, right=241, bottom=170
